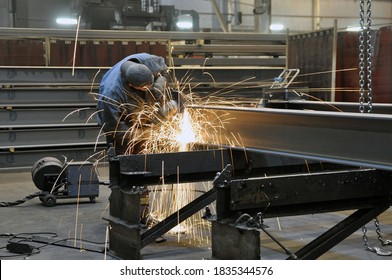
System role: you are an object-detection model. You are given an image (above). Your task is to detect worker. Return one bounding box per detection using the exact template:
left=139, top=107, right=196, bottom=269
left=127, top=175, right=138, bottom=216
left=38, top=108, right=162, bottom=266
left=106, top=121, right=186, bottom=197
left=96, top=53, right=177, bottom=155
left=97, top=53, right=176, bottom=232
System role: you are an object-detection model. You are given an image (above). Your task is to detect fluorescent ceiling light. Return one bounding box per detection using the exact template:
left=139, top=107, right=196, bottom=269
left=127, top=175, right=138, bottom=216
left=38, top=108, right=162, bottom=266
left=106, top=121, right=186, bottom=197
left=176, top=21, right=193, bottom=29
left=176, top=14, right=193, bottom=30
left=56, top=17, right=77, bottom=25
left=346, top=26, right=362, bottom=32
left=270, top=23, right=284, bottom=31
left=270, top=24, right=284, bottom=31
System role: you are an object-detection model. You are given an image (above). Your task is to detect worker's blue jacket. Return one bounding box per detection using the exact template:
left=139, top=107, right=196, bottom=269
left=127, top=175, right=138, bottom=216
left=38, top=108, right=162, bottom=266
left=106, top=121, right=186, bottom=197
left=96, top=53, right=168, bottom=153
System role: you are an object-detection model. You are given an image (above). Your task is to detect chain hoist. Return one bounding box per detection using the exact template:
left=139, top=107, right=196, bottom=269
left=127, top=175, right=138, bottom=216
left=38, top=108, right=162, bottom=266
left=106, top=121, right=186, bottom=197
left=358, top=0, right=373, bottom=113
left=358, top=0, right=366, bottom=112
left=358, top=0, right=391, bottom=256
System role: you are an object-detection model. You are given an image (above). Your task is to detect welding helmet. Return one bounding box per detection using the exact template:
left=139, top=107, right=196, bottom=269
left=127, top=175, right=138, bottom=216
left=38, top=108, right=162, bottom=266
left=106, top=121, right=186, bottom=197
left=121, top=61, right=154, bottom=88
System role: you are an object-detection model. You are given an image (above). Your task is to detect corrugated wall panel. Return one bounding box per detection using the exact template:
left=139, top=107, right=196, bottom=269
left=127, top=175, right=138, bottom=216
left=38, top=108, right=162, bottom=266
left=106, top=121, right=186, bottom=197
left=287, top=29, right=334, bottom=101
left=0, top=39, right=45, bottom=66
left=336, top=27, right=392, bottom=103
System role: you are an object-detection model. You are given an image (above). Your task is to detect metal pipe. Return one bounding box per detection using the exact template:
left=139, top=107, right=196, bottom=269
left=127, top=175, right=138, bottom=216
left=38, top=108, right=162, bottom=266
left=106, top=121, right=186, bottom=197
left=210, top=0, right=229, bottom=32
left=8, top=0, right=16, bottom=27
left=330, top=20, right=338, bottom=101
left=312, top=0, right=321, bottom=31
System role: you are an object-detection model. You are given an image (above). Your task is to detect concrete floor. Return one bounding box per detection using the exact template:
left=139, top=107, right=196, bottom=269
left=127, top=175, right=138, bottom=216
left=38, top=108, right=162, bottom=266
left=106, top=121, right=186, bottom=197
left=1, top=167, right=392, bottom=260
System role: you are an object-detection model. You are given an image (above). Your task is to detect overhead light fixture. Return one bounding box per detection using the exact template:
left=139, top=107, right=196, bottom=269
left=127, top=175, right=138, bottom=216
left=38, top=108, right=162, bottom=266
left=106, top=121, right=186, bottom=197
left=176, top=14, right=193, bottom=30
left=346, top=26, right=362, bottom=32
left=56, top=17, right=78, bottom=25
left=270, top=24, right=284, bottom=31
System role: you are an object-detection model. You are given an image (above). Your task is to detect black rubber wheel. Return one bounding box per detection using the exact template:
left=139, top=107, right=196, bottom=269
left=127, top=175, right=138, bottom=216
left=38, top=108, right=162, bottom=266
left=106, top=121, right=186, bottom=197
left=42, top=194, right=57, bottom=207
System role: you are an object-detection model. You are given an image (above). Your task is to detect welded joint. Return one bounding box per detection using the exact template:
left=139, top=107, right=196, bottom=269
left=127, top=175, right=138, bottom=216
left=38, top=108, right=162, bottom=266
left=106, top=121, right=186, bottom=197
left=212, top=164, right=232, bottom=188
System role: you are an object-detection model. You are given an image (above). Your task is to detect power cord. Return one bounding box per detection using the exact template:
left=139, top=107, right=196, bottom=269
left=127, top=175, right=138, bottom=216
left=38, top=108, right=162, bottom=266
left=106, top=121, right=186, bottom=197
left=1, top=232, right=42, bottom=259
left=0, top=192, right=43, bottom=207
left=0, top=231, right=118, bottom=259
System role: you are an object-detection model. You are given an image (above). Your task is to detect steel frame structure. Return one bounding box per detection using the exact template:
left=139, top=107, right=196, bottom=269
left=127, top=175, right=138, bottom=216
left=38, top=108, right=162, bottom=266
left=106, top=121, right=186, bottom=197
left=102, top=101, right=392, bottom=259
left=104, top=143, right=392, bottom=259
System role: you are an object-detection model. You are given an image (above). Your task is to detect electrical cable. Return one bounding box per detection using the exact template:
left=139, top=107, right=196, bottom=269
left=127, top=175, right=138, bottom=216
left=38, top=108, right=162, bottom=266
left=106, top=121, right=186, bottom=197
left=0, top=192, right=43, bottom=207
left=0, top=233, right=41, bottom=258
left=0, top=231, right=113, bottom=259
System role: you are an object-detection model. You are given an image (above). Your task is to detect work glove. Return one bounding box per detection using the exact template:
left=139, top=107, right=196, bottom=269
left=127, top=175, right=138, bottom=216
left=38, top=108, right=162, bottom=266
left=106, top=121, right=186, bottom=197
left=153, top=76, right=166, bottom=93
left=150, top=76, right=167, bottom=100
left=158, top=100, right=178, bottom=120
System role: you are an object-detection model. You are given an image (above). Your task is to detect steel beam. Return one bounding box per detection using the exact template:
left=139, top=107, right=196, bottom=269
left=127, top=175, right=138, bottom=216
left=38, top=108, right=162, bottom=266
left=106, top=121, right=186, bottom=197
left=172, top=57, right=285, bottom=67
left=0, top=66, right=282, bottom=87
left=263, top=100, right=392, bottom=115
left=173, top=66, right=282, bottom=85
left=0, top=87, right=97, bottom=107
left=0, top=66, right=105, bottom=84
left=0, top=108, right=97, bottom=128
left=190, top=105, right=392, bottom=171
left=0, top=127, right=105, bottom=149
left=117, top=149, right=231, bottom=186
left=0, top=147, right=106, bottom=171
left=171, top=44, right=286, bottom=56
left=115, top=148, right=317, bottom=188
left=230, top=169, right=392, bottom=216
left=0, top=27, right=286, bottom=43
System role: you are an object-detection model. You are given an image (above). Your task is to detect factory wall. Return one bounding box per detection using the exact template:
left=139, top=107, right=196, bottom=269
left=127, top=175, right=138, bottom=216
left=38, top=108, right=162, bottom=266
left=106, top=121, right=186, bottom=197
left=0, top=0, right=391, bottom=32
left=287, top=25, right=392, bottom=103
left=6, top=0, right=74, bottom=28
left=163, top=0, right=392, bottom=32
left=270, top=0, right=392, bottom=32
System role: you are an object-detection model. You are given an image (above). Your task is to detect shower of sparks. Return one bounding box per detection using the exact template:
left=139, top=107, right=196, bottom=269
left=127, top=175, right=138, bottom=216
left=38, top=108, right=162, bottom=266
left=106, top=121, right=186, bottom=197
left=110, top=78, right=240, bottom=243
left=138, top=90, right=224, bottom=242
left=176, top=110, right=197, bottom=152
